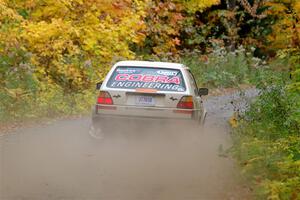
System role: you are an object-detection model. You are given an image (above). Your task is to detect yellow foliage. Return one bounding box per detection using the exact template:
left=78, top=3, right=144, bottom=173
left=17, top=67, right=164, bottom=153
left=22, top=19, right=78, bottom=56
left=0, top=0, right=23, bottom=56
left=1, top=0, right=218, bottom=91
left=0, top=0, right=22, bottom=21
left=5, top=0, right=149, bottom=91
left=229, top=113, right=238, bottom=128
left=266, top=1, right=300, bottom=50
left=180, top=0, right=220, bottom=12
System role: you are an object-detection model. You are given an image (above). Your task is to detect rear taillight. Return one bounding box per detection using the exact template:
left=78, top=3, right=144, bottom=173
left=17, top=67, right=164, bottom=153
left=97, top=91, right=113, bottom=105
left=177, top=96, right=194, bottom=109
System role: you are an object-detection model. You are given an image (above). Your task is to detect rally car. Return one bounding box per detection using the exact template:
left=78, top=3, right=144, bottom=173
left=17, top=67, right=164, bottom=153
left=90, top=61, right=208, bottom=138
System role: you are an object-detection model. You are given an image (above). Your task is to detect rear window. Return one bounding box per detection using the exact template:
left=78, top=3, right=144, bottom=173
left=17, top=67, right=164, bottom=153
left=106, top=66, right=186, bottom=92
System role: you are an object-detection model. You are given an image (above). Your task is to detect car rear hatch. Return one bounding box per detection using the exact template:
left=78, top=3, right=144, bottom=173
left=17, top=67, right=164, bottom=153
left=96, top=66, right=193, bottom=119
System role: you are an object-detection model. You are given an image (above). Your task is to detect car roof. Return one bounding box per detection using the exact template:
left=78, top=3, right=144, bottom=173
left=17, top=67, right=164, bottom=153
left=115, top=60, right=188, bottom=70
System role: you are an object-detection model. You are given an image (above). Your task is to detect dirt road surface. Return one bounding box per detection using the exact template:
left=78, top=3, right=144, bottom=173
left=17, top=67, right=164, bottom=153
left=0, top=91, right=256, bottom=200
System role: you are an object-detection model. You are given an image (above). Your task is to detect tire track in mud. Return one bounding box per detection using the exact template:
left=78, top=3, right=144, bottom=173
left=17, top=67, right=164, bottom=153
left=0, top=90, right=257, bottom=200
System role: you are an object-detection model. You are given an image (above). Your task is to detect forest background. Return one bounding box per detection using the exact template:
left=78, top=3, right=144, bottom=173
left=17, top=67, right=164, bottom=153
left=0, top=0, right=299, bottom=199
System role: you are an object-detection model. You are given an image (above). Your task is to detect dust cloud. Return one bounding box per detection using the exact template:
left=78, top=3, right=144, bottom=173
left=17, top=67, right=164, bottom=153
left=0, top=92, right=254, bottom=200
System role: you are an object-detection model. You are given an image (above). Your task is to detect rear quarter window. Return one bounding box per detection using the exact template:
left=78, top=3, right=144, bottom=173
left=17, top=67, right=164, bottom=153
left=106, top=66, right=186, bottom=92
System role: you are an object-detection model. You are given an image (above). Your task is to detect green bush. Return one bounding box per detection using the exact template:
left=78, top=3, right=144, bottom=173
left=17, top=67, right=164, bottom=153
left=0, top=47, right=96, bottom=122
left=231, top=59, right=300, bottom=199
left=181, top=46, right=269, bottom=88
left=0, top=83, right=95, bottom=122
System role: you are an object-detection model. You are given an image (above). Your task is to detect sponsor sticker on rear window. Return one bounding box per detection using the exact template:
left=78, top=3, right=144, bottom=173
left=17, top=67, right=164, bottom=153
left=107, top=67, right=186, bottom=92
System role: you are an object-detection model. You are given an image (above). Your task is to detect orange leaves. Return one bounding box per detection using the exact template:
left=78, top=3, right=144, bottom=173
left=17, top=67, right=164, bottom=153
left=170, top=13, right=184, bottom=26
left=141, top=1, right=185, bottom=57
left=173, top=37, right=181, bottom=46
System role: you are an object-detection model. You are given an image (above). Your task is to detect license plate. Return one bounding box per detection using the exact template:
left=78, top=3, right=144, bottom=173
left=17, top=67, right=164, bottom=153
left=135, top=96, right=155, bottom=106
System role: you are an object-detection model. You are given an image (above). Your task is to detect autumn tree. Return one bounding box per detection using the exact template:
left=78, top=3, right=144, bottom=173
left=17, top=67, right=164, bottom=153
left=132, top=0, right=222, bottom=59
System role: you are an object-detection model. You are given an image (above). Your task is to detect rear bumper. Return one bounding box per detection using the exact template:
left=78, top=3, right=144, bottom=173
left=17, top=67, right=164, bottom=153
left=94, top=104, right=201, bottom=119
left=91, top=113, right=199, bottom=131
left=92, top=104, right=202, bottom=124
left=93, top=112, right=194, bottom=122
left=92, top=104, right=207, bottom=129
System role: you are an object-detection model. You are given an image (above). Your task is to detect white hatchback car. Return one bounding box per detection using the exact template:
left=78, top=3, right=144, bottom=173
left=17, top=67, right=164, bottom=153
left=91, top=60, right=208, bottom=137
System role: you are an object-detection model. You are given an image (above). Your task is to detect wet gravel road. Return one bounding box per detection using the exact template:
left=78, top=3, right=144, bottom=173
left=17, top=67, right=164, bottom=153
left=0, top=90, right=257, bottom=200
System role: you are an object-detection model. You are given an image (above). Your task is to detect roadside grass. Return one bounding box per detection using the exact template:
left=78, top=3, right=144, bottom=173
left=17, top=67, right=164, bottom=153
left=231, top=66, right=300, bottom=199
left=0, top=83, right=95, bottom=123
